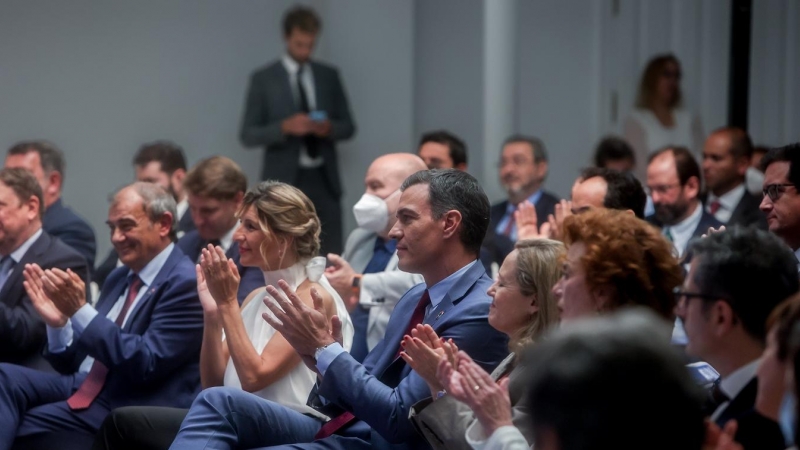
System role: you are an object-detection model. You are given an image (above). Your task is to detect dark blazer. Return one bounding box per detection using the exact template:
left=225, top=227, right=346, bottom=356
left=239, top=59, right=356, bottom=195
left=646, top=208, right=724, bottom=257
left=176, top=210, right=196, bottom=236
left=45, top=245, right=203, bottom=411
left=177, top=230, right=263, bottom=304
left=0, top=230, right=89, bottom=369
left=42, top=198, right=97, bottom=270
left=715, top=378, right=785, bottom=450
left=312, top=261, right=509, bottom=450
left=482, top=191, right=560, bottom=270
left=726, top=190, right=768, bottom=230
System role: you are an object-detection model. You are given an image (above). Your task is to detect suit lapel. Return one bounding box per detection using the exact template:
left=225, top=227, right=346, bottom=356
left=0, top=232, right=48, bottom=304
left=123, top=247, right=179, bottom=329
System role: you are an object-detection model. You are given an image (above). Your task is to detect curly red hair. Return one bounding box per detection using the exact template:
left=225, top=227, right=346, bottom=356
left=562, top=209, right=682, bottom=320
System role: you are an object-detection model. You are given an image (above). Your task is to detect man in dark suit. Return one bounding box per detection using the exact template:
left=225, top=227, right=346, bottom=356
left=179, top=156, right=262, bottom=303
left=483, top=135, right=559, bottom=269
left=677, top=227, right=797, bottom=449
left=570, top=167, right=647, bottom=217
left=759, top=143, right=800, bottom=273
left=0, top=168, right=89, bottom=370
left=702, top=128, right=767, bottom=229
left=417, top=130, right=468, bottom=171
left=168, top=169, right=509, bottom=450
left=5, top=141, right=97, bottom=269
left=94, top=141, right=194, bottom=288
left=239, top=5, right=356, bottom=256
left=0, top=182, right=203, bottom=449
left=645, top=146, right=722, bottom=258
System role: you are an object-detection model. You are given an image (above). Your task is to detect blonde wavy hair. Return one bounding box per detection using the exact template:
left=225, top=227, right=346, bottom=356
left=509, top=238, right=565, bottom=352
left=238, top=181, right=321, bottom=265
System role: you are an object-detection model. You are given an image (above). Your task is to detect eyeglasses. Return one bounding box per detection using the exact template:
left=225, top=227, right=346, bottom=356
left=762, top=184, right=796, bottom=201
left=646, top=184, right=681, bottom=196
left=673, top=287, right=730, bottom=310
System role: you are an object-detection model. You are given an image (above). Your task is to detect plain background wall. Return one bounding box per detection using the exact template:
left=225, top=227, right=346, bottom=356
left=0, top=0, right=797, bottom=260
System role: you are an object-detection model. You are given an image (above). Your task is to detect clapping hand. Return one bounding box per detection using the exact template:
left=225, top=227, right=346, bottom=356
left=23, top=264, right=68, bottom=327
left=514, top=201, right=552, bottom=240
left=400, top=324, right=457, bottom=395
left=199, top=245, right=240, bottom=308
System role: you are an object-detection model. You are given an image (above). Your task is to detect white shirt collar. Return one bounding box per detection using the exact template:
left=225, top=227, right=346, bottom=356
left=282, top=54, right=306, bottom=75
left=719, top=358, right=760, bottom=400
left=707, top=184, right=746, bottom=214
left=219, top=225, right=236, bottom=252
left=128, top=243, right=174, bottom=287
left=176, top=198, right=188, bottom=221
left=665, top=202, right=703, bottom=257
left=8, top=228, right=43, bottom=263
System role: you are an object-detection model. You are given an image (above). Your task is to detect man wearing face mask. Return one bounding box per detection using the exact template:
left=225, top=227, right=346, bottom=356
left=325, top=154, right=427, bottom=362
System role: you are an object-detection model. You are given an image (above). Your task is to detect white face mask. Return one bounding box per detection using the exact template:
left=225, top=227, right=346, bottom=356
left=353, top=193, right=389, bottom=233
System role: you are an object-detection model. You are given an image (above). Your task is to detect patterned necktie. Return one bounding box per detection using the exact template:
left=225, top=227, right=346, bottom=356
left=296, top=65, right=318, bottom=159
left=0, top=256, right=16, bottom=292
left=314, top=290, right=431, bottom=440
left=67, top=275, right=143, bottom=410
left=709, top=200, right=721, bottom=215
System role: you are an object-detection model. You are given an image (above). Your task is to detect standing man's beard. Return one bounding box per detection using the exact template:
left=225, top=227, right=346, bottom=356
left=653, top=199, right=689, bottom=225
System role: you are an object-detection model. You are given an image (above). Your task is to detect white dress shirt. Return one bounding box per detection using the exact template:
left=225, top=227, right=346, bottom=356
left=47, top=243, right=175, bottom=374
left=6, top=228, right=43, bottom=265
left=711, top=358, right=760, bottom=421
left=706, top=184, right=746, bottom=224
left=663, top=202, right=703, bottom=258
left=281, top=54, right=323, bottom=169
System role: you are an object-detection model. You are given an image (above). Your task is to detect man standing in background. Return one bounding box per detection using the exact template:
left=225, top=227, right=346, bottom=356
left=239, top=5, right=356, bottom=255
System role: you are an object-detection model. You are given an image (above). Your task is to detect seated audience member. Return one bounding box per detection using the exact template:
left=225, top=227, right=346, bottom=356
left=94, top=181, right=354, bottom=450
left=178, top=156, right=262, bottom=303
left=748, top=294, right=800, bottom=450
left=0, top=182, right=202, bottom=449
left=325, top=153, right=426, bottom=361
left=0, top=168, right=89, bottom=369
left=5, top=141, right=97, bottom=269
left=463, top=309, right=707, bottom=450
left=167, top=169, right=510, bottom=450
left=759, top=143, right=800, bottom=272
left=483, top=135, right=560, bottom=268
left=406, top=239, right=564, bottom=449
left=677, top=226, right=799, bottom=449
left=95, top=141, right=193, bottom=287
left=417, top=130, right=468, bottom=171
left=702, top=128, right=767, bottom=229
left=513, top=167, right=646, bottom=242
left=593, top=135, right=636, bottom=173
left=646, top=146, right=722, bottom=258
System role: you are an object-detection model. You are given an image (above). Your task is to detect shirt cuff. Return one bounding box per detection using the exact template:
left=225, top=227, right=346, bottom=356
left=71, top=303, right=99, bottom=334
left=316, top=342, right=345, bottom=376
left=46, top=322, right=74, bottom=353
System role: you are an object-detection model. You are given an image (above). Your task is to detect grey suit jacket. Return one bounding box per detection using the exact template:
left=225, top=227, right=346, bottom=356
left=342, top=228, right=423, bottom=350
left=409, top=352, right=532, bottom=450
left=239, top=59, right=355, bottom=196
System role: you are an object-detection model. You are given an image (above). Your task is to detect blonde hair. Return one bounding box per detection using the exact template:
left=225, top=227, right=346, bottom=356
left=509, top=238, right=565, bottom=352
left=238, top=181, right=321, bottom=263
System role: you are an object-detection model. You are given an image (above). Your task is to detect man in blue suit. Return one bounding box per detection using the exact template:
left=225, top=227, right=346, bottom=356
left=178, top=156, right=262, bottom=303
left=169, top=169, right=509, bottom=450
left=0, top=182, right=203, bottom=450
left=5, top=140, right=97, bottom=269
left=0, top=168, right=89, bottom=370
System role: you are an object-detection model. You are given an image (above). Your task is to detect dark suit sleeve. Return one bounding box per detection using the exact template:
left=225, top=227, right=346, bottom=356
left=67, top=270, right=202, bottom=386
left=327, top=68, right=355, bottom=142
left=0, top=245, right=89, bottom=363
left=732, top=410, right=786, bottom=450
left=239, top=71, right=287, bottom=148
left=52, top=222, right=97, bottom=270
left=318, top=307, right=508, bottom=444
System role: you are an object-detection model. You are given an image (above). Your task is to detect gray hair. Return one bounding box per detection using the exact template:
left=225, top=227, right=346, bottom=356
left=112, top=182, right=178, bottom=241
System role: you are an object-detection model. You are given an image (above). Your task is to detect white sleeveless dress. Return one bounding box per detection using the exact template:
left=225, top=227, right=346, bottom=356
left=222, top=256, right=354, bottom=417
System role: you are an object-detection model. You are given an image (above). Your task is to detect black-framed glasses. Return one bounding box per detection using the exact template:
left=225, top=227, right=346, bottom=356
left=762, top=183, right=796, bottom=201
left=673, top=287, right=726, bottom=304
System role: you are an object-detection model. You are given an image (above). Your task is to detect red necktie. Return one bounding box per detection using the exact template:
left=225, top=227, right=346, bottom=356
left=502, top=207, right=517, bottom=237
left=67, top=275, right=142, bottom=410
left=314, top=290, right=431, bottom=440
left=709, top=200, right=721, bottom=215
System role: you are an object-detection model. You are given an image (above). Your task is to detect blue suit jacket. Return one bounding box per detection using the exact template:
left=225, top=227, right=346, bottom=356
left=0, top=231, right=89, bottom=369
left=45, top=245, right=203, bottom=410
left=42, top=198, right=97, bottom=270
left=177, top=230, right=263, bottom=304
left=315, top=261, right=510, bottom=450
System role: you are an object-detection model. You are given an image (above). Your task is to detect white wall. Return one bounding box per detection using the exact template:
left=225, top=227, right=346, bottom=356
left=0, top=0, right=415, bottom=257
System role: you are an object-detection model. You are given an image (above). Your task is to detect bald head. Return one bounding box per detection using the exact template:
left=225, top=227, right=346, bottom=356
left=367, top=153, right=428, bottom=194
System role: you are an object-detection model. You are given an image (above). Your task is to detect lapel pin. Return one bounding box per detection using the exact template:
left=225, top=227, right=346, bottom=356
left=435, top=310, right=445, bottom=321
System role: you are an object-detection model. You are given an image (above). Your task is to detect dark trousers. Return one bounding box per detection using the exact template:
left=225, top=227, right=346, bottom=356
left=295, top=168, right=343, bottom=256
left=92, top=406, right=188, bottom=450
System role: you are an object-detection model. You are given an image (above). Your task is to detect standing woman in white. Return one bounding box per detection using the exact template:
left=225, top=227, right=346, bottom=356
left=624, top=54, right=704, bottom=182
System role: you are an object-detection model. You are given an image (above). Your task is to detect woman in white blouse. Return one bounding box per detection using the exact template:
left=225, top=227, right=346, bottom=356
left=624, top=53, right=704, bottom=181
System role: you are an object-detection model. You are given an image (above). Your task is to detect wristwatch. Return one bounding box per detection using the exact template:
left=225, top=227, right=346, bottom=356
left=351, top=274, right=362, bottom=298
left=314, top=343, right=333, bottom=361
